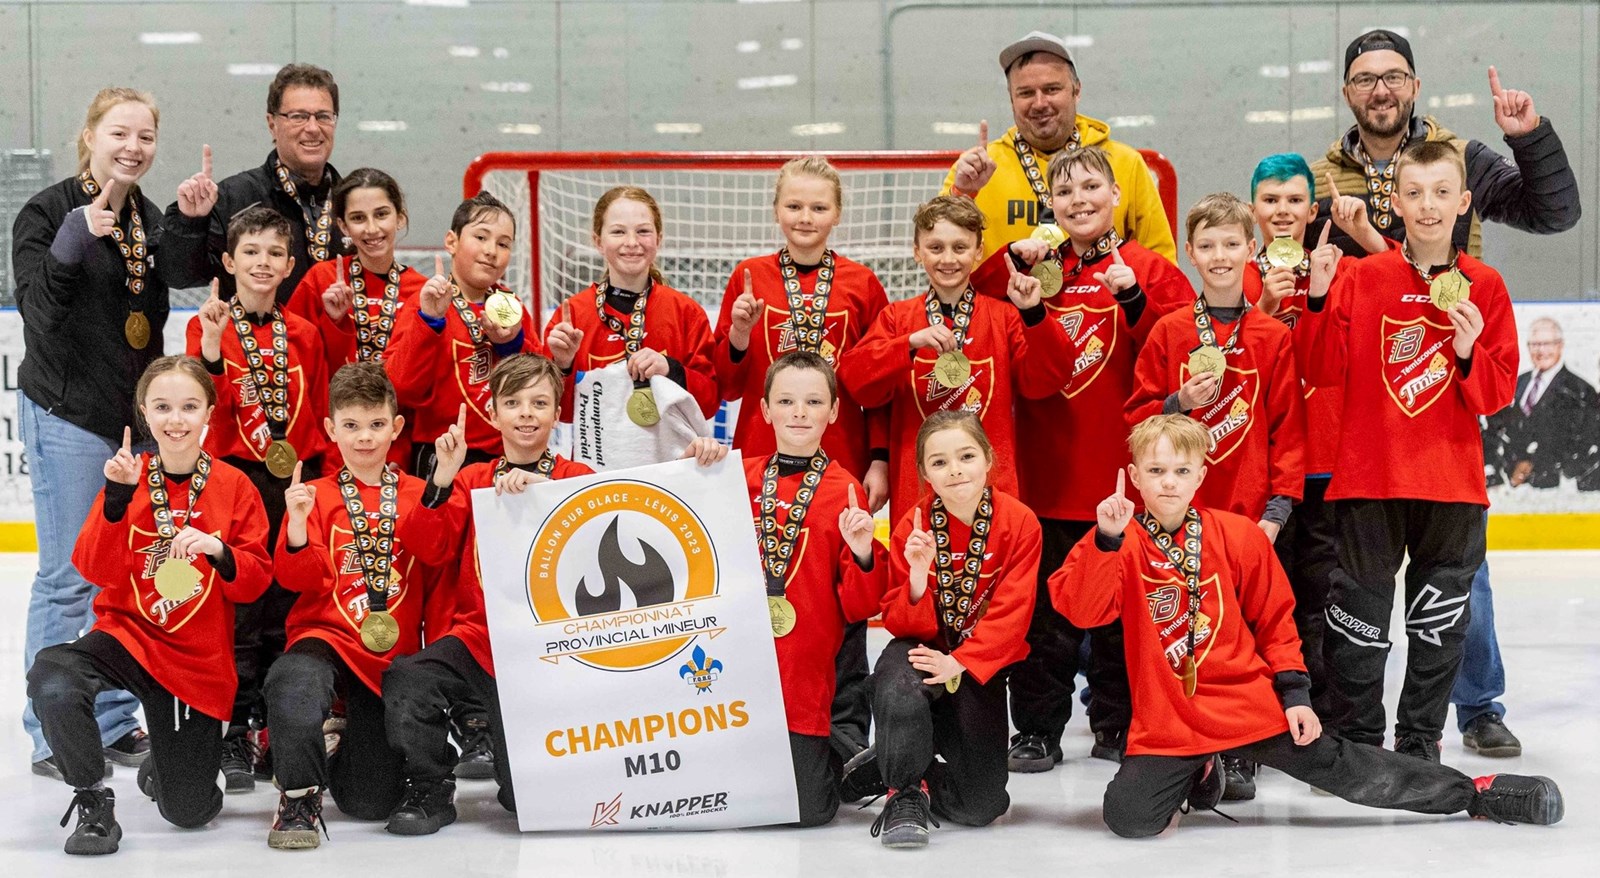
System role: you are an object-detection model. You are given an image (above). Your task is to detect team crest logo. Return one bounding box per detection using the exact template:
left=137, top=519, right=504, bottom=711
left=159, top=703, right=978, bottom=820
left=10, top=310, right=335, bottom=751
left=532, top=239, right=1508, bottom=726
left=1051, top=302, right=1117, bottom=397
left=679, top=645, right=723, bottom=693
left=1380, top=315, right=1455, bottom=417
left=1142, top=572, right=1224, bottom=679
left=449, top=339, right=497, bottom=427
left=330, top=524, right=409, bottom=629
left=130, top=524, right=212, bottom=631
left=764, top=303, right=848, bottom=365
left=1182, top=364, right=1260, bottom=463
left=526, top=480, right=721, bottom=671
left=911, top=354, right=994, bottom=420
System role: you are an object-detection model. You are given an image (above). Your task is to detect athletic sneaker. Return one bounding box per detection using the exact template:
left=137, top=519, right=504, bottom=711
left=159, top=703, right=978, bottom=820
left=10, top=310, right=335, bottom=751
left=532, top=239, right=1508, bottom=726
left=870, top=781, right=939, bottom=849
left=1185, top=754, right=1226, bottom=813
left=838, top=745, right=887, bottom=803
left=1007, top=733, right=1062, bottom=773
left=1090, top=729, right=1126, bottom=763
left=136, top=758, right=157, bottom=800
left=103, top=728, right=150, bottom=767
left=60, top=788, right=121, bottom=856
left=1462, top=714, right=1522, bottom=758
left=269, top=788, right=327, bottom=850
left=220, top=732, right=257, bottom=793
left=32, top=755, right=112, bottom=782
left=1394, top=734, right=1442, bottom=764
left=1221, top=756, right=1256, bottom=801
left=386, top=778, right=459, bottom=836
left=1467, top=774, right=1564, bottom=825
left=250, top=722, right=274, bottom=779
left=453, top=718, right=496, bottom=780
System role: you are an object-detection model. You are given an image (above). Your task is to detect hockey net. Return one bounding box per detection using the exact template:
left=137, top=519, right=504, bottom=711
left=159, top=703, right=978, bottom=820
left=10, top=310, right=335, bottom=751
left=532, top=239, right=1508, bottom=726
left=463, top=150, right=1178, bottom=325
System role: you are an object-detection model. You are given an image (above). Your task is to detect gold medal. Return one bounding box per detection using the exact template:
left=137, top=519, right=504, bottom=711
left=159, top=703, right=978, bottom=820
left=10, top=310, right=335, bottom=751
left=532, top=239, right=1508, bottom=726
left=933, top=351, right=971, bottom=389
left=944, top=673, right=961, bottom=694
left=1030, top=258, right=1064, bottom=297
left=1187, top=345, right=1227, bottom=380
left=1265, top=236, right=1305, bottom=270
left=1429, top=270, right=1470, bottom=311
left=483, top=290, right=524, bottom=328
left=124, top=312, right=151, bottom=350
left=1181, top=655, right=1198, bottom=698
left=626, top=387, right=660, bottom=427
left=1030, top=223, right=1067, bottom=250
left=767, top=595, right=797, bottom=638
left=153, top=557, right=200, bottom=603
left=264, top=439, right=298, bottom=479
left=360, top=609, right=400, bottom=653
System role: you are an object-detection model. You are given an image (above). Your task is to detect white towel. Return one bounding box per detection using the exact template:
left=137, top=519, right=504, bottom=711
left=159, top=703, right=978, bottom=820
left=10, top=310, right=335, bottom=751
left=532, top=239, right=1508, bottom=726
left=569, top=362, right=710, bottom=471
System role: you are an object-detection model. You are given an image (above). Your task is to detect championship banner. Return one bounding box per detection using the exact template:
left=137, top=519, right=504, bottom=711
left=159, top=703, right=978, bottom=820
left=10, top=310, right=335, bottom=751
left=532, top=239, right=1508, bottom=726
left=472, top=453, right=799, bottom=831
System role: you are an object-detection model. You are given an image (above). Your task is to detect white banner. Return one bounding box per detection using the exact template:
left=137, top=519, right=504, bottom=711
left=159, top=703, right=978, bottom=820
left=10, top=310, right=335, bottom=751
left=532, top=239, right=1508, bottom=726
left=472, top=453, right=798, bottom=831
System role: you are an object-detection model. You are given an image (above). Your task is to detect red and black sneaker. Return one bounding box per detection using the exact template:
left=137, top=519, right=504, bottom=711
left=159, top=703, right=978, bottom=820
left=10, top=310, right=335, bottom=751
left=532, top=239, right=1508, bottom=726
left=870, top=780, right=940, bottom=848
left=1468, top=775, right=1564, bottom=826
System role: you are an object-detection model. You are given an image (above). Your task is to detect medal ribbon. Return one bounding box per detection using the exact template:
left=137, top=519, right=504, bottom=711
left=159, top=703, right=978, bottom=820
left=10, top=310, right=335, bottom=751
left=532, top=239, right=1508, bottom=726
left=337, top=467, right=399, bottom=615
left=1191, top=294, right=1248, bottom=359
left=931, top=487, right=997, bottom=645
left=1011, top=131, right=1079, bottom=222
left=1137, top=508, right=1204, bottom=686
left=446, top=280, right=490, bottom=351
left=923, top=285, right=977, bottom=353
left=228, top=300, right=292, bottom=442
left=146, top=452, right=213, bottom=545
left=758, top=451, right=829, bottom=596
left=778, top=249, right=834, bottom=355
left=78, top=172, right=149, bottom=316
left=1355, top=131, right=1410, bottom=232
left=273, top=157, right=334, bottom=262
left=1400, top=243, right=1460, bottom=285
left=595, top=276, right=652, bottom=356
left=350, top=257, right=405, bottom=361
left=492, top=453, right=557, bottom=482
left=1063, top=229, right=1122, bottom=280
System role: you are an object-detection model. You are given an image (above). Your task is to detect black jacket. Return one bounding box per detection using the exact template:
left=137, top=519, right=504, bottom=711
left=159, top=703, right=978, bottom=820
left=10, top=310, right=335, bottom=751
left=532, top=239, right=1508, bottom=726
left=12, top=176, right=173, bottom=440
left=1485, top=366, right=1600, bottom=490
left=161, top=150, right=342, bottom=304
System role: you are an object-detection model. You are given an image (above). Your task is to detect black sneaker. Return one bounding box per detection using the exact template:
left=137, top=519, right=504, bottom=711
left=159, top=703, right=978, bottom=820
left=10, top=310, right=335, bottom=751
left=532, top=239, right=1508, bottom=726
left=1007, top=733, right=1062, bottom=773
left=453, top=718, right=496, bottom=781
left=251, top=723, right=274, bottom=779
left=103, top=729, right=150, bottom=767
left=386, top=778, right=459, bottom=836
left=1185, top=754, right=1226, bottom=813
left=1220, top=756, right=1256, bottom=801
left=136, top=758, right=158, bottom=801
left=60, top=788, right=121, bottom=856
left=1462, top=714, right=1522, bottom=758
left=869, top=782, right=939, bottom=849
left=221, top=731, right=258, bottom=794
left=839, top=745, right=887, bottom=803
left=1090, top=729, right=1126, bottom=764
left=32, top=755, right=112, bottom=782
left=269, top=788, right=327, bottom=850
left=1394, top=734, right=1442, bottom=764
left=1468, top=774, right=1563, bottom=825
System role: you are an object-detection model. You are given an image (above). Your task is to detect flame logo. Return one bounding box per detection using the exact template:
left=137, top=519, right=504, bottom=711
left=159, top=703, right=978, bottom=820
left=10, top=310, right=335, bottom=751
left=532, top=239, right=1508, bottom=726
left=574, top=516, right=675, bottom=616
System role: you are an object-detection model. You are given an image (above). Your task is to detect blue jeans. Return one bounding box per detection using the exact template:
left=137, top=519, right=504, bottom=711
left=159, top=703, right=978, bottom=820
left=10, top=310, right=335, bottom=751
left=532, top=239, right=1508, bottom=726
left=1450, top=556, right=1506, bottom=731
left=19, top=391, right=141, bottom=761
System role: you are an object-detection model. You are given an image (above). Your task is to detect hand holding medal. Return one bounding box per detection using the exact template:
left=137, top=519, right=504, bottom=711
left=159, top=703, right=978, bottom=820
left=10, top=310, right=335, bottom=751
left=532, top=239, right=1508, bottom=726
left=1092, top=246, right=1135, bottom=294
left=907, top=644, right=966, bottom=691
left=175, top=144, right=218, bottom=219
left=1178, top=363, right=1222, bottom=410
left=1096, top=469, right=1136, bottom=538
left=1447, top=298, right=1485, bottom=360
left=84, top=178, right=121, bottom=238
left=322, top=255, right=354, bottom=321
left=104, top=427, right=142, bottom=485
left=166, top=525, right=223, bottom=565
left=727, top=268, right=765, bottom=351
left=1259, top=264, right=1296, bottom=318
left=481, top=298, right=522, bottom=346
left=1005, top=251, right=1045, bottom=310
left=419, top=254, right=451, bottom=320
left=838, top=483, right=876, bottom=562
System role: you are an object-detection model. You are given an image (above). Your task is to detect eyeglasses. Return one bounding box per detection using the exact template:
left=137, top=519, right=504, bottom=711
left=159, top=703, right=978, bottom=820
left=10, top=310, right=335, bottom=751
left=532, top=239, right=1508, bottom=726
left=1346, top=71, right=1414, bottom=93
left=273, top=111, right=338, bottom=127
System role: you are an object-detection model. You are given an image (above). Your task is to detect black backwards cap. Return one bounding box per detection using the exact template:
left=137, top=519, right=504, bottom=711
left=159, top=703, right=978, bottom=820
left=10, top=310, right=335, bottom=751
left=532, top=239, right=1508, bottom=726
left=1344, top=29, right=1415, bottom=77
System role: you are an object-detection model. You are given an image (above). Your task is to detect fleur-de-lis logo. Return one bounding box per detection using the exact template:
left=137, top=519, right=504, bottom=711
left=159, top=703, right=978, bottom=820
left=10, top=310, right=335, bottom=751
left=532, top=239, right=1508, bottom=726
left=678, top=645, right=723, bottom=694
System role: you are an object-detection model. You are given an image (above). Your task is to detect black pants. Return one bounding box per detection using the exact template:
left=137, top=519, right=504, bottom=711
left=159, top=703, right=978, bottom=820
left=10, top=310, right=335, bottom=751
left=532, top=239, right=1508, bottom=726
left=383, top=635, right=516, bottom=813
left=1323, top=499, right=1483, bottom=746
left=1275, top=477, right=1339, bottom=714
left=789, top=732, right=841, bottom=827
left=829, top=620, right=871, bottom=760
left=872, top=637, right=1009, bottom=826
left=263, top=638, right=405, bottom=819
left=1103, top=729, right=1479, bottom=838
left=229, top=455, right=319, bottom=729
left=28, top=631, right=224, bottom=828
left=1008, top=518, right=1132, bottom=744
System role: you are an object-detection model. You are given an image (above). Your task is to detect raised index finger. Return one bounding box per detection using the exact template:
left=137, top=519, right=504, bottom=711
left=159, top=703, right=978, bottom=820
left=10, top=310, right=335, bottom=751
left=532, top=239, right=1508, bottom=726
left=1325, top=172, right=1341, bottom=201
left=913, top=507, right=921, bottom=533
left=1116, top=468, right=1125, bottom=499
left=1488, top=66, right=1504, bottom=98
left=290, top=460, right=303, bottom=486
left=1111, top=246, right=1125, bottom=266
left=434, top=254, right=444, bottom=278
left=202, top=143, right=213, bottom=178
left=743, top=268, right=753, bottom=296
left=847, top=483, right=858, bottom=510
left=336, top=254, right=345, bottom=285
left=122, top=426, right=132, bottom=452
left=978, top=119, right=988, bottom=148
left=1317, top=219, right=1332, bottom=248
left=456, top=403, right=468, bottom=431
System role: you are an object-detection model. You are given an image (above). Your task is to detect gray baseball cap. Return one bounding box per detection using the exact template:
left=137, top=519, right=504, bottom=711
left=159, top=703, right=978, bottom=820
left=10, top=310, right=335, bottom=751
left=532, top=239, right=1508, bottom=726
left=999, top=31, right=1077, bottom=74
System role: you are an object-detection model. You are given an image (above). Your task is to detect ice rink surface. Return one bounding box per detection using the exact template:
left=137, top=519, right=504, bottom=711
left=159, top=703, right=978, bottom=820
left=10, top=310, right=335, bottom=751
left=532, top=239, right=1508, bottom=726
left=1, top=550, right=1594, bottom=875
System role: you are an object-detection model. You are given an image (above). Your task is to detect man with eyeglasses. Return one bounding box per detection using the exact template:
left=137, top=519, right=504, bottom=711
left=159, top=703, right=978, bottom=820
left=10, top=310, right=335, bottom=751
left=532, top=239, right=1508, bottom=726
left=164, top=63, right=343, bottom=304
left=1312, top=29, right=1579, bottom=258
left=1486, top=319, right=1599, bottom=492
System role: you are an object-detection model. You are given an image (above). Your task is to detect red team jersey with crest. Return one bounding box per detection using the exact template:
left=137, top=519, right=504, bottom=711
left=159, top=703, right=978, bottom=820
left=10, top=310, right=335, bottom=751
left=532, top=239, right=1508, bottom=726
left=187, top=309, right=331, bottom=468
left=1126, top=307, right=1306, bottom=517
left=73, top=458, right=272, bottom=721
left=971, top=241, right=1194, bottom=521
left=411, top=455, right=595, bottom=678
left=274, top=472, right=460, bottom=693
left=880, top=490, right=1041, bottom=685
left=547, top=283, right=720, bottom=420
left=1308, top=248, right=1517, bottom=505
left=713, top=253, right=890, bottom=478
left=1050, top=509, right=1306, bottom=756
left=386, top=297, right=546, bottom=456
left=741, top=456, right=889, bottom=736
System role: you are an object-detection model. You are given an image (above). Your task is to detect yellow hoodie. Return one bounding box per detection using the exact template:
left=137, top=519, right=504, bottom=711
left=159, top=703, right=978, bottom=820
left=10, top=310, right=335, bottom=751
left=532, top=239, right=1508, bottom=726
left=941, top=115, right=1176, bottom=263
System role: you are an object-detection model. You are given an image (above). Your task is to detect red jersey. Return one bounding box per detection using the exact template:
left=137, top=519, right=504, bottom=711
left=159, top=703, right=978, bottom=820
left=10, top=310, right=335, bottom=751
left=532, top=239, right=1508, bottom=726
left=1050, top=509, right=1306, bottom=757
left=73, top=457, right=272, bottom=721
left=187, top=307, right=331, bottom=469
left=385, top=296, right=545, bottom=456
left=837, top=285, right=1073, bottom=520
left=274, top=471, right=459, bottom=694
left=881, top=489, right=1040, bottom=685
left=413, top=455, right=594, bottom=677
left=1307, top=248, right=1517, bottom=505
left=973, top=241, right=1194, bottom=521
left=1126, top=305, right=1305, bottom=518
left=741, top=455, right=889, bottom=736
left=547, top=282, right=719, bottom=420
left=713, top=252, right=890, bottom=478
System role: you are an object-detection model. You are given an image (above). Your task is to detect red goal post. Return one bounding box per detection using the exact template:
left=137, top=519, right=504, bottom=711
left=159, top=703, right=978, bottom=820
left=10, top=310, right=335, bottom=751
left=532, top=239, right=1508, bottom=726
left=462, top=150, right=1178, bottom=327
